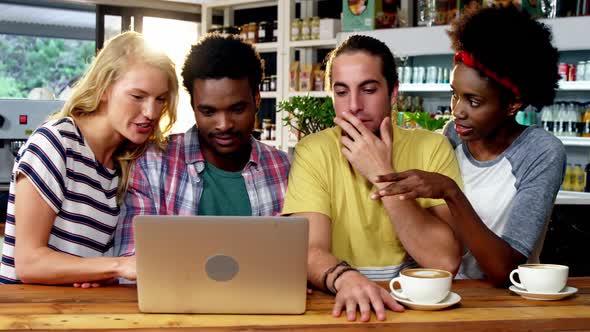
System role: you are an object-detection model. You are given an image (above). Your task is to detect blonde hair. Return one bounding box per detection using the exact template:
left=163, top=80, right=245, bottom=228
left=50, top=31, right=178, bottom=203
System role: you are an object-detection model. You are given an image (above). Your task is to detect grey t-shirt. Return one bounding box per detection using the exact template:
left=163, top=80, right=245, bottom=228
left=444, top=122, right=566, bottom=279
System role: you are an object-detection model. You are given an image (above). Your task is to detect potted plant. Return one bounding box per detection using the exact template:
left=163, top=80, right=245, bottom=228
left=403, top=112, right=450, bottom=132
left=277, top=95, right=335, bottom=138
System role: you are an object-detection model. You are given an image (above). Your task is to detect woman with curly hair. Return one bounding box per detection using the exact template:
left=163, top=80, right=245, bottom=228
left=0, top=31, right=178, bottom=286
left=372, top=5, right=565, bottom=286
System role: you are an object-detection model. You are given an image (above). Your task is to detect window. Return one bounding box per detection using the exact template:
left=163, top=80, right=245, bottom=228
left=142, top=16, right=200, bottom=133
left=97, top=6, right=200, bottom=133
left=0, top=2, right=96, bottom=99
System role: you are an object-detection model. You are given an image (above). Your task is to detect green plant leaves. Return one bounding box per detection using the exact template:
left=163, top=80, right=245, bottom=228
left=277, top=96, right=335, bottom=136
left=403, top=111, right=449, bottom=131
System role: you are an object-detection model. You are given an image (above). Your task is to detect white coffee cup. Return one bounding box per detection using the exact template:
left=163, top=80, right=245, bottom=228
left=389, top=268, right=452, bottom=304
left=509, top=264, right=568, bottom=293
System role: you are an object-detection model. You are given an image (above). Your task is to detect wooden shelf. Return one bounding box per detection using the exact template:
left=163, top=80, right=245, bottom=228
left=555, top=190, right=590, bottom=205
left=287, top=91, right=329, bottom=98
left=558, top=81, right=590, bottom=91
left=254, top=42, right=278, bottom=53
left=397, top=82, right=589, bottom=93
left=260, top=91, right=277, bottom=99
left=200, top=0, right=277, bottom=9
left=337, top=16, right=590, bottom=57
left=399, top=83, right=451, bottom=92
left=558, top=137, right=590, bottom=147
left=288, top=39, right=337, bottom=48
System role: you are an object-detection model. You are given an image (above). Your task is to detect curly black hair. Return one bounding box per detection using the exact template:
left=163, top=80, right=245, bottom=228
left=181, top=33, right=264, bottom=103
left=325, top=35, right=398, bottom=96
left=447, top=5, right=559, bottom=110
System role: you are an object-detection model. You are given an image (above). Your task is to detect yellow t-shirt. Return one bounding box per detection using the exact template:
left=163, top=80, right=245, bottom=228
left=282, top=125, right=462, bottom=280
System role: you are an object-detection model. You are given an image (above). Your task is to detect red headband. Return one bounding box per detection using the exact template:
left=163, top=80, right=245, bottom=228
left=454, top=51, right=521, bottom=98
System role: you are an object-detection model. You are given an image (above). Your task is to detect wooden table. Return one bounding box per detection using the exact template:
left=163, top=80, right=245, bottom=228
left=0, top=278, right=588, bottom=331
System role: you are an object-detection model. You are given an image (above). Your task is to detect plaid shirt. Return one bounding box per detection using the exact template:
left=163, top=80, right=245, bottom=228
left=113, top=126, right=290, bottom=256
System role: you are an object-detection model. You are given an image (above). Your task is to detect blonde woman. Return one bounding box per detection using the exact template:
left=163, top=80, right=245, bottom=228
left=0, top=31, right=178, bottom=286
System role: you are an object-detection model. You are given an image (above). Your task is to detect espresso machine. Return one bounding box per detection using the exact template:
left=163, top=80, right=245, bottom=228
left=0, top=99, right=64, bottom=222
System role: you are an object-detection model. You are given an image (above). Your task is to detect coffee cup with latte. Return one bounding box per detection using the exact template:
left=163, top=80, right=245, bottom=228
left=389, top=268, right=452, bottom=304
left=509, top=264, right=568, bottom=293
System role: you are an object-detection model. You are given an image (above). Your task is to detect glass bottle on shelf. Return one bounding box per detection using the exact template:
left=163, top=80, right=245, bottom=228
left=311, top=17, right=320, bottom=40
left=414, top=96, right=424, bottom=113
left=247, top=22, right=258, bottom=43
left=291, top=19, right=302, bottom=41
left=397, top=95, right=407, bottom=127
left=272, top=20, right=278, bottom=42
left=583, top=106, right=590, bottom=138
left=301, top=17, right=311, bottom=41
left=254, top=112, right=261, bottom=139
left=270, top=75, right=277, bottom=91
left=263, top=119, right=272, bottom=140
left=239, top=24, right=248, bottom=42
left=258, top=21, right=268, bottom=43
left=271, top=124, right=276, bottom=141
left=261, top=77, right=270, bottom=92
left=416, top=0, right=435, bottom=26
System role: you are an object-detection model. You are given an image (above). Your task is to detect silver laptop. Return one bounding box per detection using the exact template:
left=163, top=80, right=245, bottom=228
left=133, top=215, right=308, bottom=314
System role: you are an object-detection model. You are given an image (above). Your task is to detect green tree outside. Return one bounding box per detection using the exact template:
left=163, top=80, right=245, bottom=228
left=0, top=34, right=95, bottom=98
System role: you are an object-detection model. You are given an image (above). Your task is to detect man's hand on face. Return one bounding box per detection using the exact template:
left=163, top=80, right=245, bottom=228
left=332, top=270, right=404, bottom=322
left=335, top=112, right=394, bottom=187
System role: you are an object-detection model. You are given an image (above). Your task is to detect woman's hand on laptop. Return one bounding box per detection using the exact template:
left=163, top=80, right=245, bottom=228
left=116, top=256, right=137, bottom=281
left=332, top=271, right=404, bottom=322
left=72, top=256, right=137, bottom=287
left=73, top=277, right=119, bottom=288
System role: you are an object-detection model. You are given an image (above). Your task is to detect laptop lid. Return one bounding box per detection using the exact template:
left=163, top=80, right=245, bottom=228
left=134, top=215, right=308, bottom=314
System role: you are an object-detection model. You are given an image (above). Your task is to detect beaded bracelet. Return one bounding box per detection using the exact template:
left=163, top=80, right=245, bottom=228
left=322, top=261, right=350, bottom=295
left=329, top=266, right=358, bottom=295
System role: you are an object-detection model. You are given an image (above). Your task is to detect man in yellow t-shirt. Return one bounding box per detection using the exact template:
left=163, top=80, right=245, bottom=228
left=282, top=35, right=463, bottom=322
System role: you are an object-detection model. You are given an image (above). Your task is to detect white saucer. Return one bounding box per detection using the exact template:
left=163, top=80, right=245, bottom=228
left=390, top=292, right=461, bottom=311
left=509, top=285, right=578, bottom=301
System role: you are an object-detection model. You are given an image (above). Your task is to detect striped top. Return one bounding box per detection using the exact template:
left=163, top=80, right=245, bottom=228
left=0, top=117, right=120, bottom=284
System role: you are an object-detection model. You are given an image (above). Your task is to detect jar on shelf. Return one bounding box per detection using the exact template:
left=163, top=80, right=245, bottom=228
left=261, top=77, right=270, bottom=92
left=443, top=68, right=450, bottom=83
left=436, top=67, right=443, bottom=83
left=271, top=124, right=276, bottom=141
left=239, top=24, right=248, bottom=42
left=263, top=119, right=272, bottom=140
left=311, top=16, right=320, bottom=40
left=301, top=17, right=311, bottom=40
left=291, top=19, right=302, bottom=41
left=272, top=20, right=278, bottom=42
left=208, top=25, right=222, bottom=33
left=247, top=22, right=258, bottom=43
left=313, top=71, right=324, bottom=91
left=258, top=21, right=268, bottom=43
left=254, top=112, right=260, bottom=131
left=270, top=75, right=277, bottom=91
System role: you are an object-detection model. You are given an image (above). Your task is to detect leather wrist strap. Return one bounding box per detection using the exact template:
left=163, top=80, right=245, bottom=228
left=322, top=261, right=350, bottom=295
left=330, top=266, right=358, bottom=294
